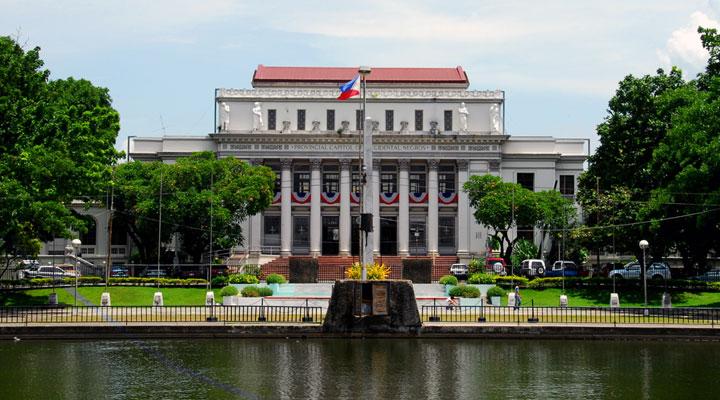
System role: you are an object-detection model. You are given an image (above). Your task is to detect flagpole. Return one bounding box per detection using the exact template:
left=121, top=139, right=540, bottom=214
left=359, top=66, right=373, bottom=280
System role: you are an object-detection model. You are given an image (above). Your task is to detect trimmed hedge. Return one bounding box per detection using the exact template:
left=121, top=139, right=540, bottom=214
left=241, top=285, right=274, bottom=297
left=289, top=258, right=318, bottom=283
left=108, top=277, right=208, bottom=286
left=402, top=259, right=432, bottom=283
left=220, top=285, right=239, bottom=297
left=468, top=273, right=496, bottom=284
left=266, top=273, right=287, bottom=284
left=448, top=284, right=481, bottom=298
left=439, top=275, right=458, bottom=286
left=494, top=276, right=529, bottom=288
left=486, top=285, right=506, bottom=298
left=211, top=275, right=229, bottom=287
left=228, top=273, right=260, bottom=284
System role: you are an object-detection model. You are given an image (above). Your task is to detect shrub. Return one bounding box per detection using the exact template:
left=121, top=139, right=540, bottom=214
left=486, top=285, right=506, bottom=298
left=468, top=257, right=485, bottom=274
left=289, top=258, right=318, bottom=283
left=439, top=275, right=458, bottom=286
left=29, top=278, right=52, bottom=286
left=60, top=276, right=103, bottom=284
left=220, top=285, right=239, bottom=297
left=402, top=259, right=432, bottom=283
left=211, top=275, right=228, bottom=287
left=468, top=273, right=496, bottom=284
left=345, top=262, right=391, bottom=280
left=511, top=239, right=539, bottom=268
left=494, top=275, right=529, bottom=288
left=228, top=273, right=260, bottom=284
left=240, top=264, right=262, bottom=277
left=266, top=273, right=287, bottom=284
left=449, top=284, right=480, bottom=298
left=241, top=285, right=273, bottom=297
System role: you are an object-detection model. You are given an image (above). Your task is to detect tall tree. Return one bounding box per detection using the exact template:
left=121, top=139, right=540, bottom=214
left=113, top=152, right=275, bottom=264
left=0, top=36, right=121, bottom=271
left=464, top=174, right=575, bottom=262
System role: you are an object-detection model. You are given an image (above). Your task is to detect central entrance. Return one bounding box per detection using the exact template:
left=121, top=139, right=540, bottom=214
left=322, top=216, right=339, bottom=255
left=380, top=216, right=397, bottom=255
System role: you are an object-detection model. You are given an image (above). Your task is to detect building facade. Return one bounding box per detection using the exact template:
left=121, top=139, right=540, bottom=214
left=128, top=66, right=587, bottom=264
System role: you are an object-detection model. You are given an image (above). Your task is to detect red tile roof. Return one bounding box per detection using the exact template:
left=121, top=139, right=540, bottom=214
left=253, top=65, right=468, bottom=85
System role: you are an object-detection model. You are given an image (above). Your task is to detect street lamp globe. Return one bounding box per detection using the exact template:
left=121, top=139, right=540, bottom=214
left=71, top=238, right=82, bottom=251
left=639, top=240, right=649, bottom=249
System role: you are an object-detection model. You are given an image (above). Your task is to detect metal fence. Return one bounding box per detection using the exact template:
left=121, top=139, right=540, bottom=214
left=0, top=304, right=324, bottom=325
left=422, top=304, right=720, bottom=326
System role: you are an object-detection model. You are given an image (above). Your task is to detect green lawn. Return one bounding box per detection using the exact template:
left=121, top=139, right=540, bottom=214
left=510, top=288, right=720, bottom=308
left=1, top=287, right=223, bottom=306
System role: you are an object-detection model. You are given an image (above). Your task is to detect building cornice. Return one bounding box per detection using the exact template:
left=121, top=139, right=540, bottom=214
left=217, top=88, right=504, bottom=101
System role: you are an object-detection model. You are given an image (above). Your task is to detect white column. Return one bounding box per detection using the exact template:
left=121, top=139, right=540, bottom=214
left=457, top=160, right=469, bottom=257
left=398, top=159, right=410, bottom=256
left=339, top=159, right=351, bottom=256
left=372, top=160, right=381, bottom=255
left=310, top=159, right=322, bottom=257
left=280, top=159, right=292, bottom=256
left=428, top=160, right=439, bottom=256
left=249, top=159, right=263, bottom=256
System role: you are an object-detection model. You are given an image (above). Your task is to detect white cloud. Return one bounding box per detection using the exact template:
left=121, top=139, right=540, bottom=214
left=657, top=11, right=720, bottom=72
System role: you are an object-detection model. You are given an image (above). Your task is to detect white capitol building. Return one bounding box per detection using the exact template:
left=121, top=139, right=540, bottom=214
left=41, top=65, right=587, bottom=269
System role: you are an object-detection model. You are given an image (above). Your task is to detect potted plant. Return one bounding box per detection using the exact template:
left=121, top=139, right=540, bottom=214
left=486, top=285, right=506, bottom=306
left=439, top=275, right=458, bottom=295
left=220, top=285, right=239, bottom=305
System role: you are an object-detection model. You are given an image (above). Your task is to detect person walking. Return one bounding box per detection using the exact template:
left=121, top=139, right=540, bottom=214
left=514, top=286, right=522, bottom=310
left=446, top=295, right=459, bottom=311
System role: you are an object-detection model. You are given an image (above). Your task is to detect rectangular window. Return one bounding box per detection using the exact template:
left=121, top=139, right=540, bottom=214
left=323, top=165, right=339, bottom=193
left=263, top=216, right=281, bottom=247
left=273, top=169, right=281, bottom=193
left=294, top=171, right=310, bottom=193
left=327, top=109, right=335, bottom=131
left=351, top=165, right=362, bottom=194
left=268, top=109, right=276, bottom=131
left=517, top=173, right=535, bottom=191
left=438, top=216, right=456, bottom=249
left=293, top=216, right=310, bottom=254
left=560, top=175, right=575, bottom=197
left=381, top=165, right=397, bottom=193
left=444, top=110, right=453, bottom=131
left=415, top=110, right=423, bottom=131
left=297, top=109, right=306, bottom=131
left=409, top=221, right=426, bottom=256
left=438, top=165, right=456, bottom=193
left=517, top=225, right=534, bottom=242
left=385, top=110, right=394, bottom=132
left=356, top=109, right=365, bottom=131
left=409, top=165, right=426, bottom=193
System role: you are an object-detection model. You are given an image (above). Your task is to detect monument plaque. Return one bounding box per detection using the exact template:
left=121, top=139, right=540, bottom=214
left=372, top=283, right=388, bottom=315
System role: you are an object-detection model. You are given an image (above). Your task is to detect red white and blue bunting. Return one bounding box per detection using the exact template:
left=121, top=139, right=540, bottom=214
left=272, top=192, right=281, bottom=204
left=409, top=192, right=428, bottom=204
left=292, top=192, right=311, bottom=204
left=321, top=192, right=340, bottom=204
left=350, top=192, right=360, bottom=204
left=438, top=191, right=458, bottom=204
left=380, top=192, right=399, bottom=205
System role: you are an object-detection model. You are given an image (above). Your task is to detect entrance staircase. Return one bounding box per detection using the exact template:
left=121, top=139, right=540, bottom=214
left=259, top=255, right=458, bottom=283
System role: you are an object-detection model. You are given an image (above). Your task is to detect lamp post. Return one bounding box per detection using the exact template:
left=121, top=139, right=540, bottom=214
left=639, top=239, right=649, bottom=307
left=71, top=238, right=82, bottom=307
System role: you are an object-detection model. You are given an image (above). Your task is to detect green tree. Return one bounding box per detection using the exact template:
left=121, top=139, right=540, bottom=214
left=113, top=152, right=275, bottom=264
left=0, top=36, right=121, bottom=272
left=464, top=174, right=575, bottom=262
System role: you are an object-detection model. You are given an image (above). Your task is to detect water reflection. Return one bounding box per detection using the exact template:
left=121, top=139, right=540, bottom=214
left=1, top=339, right=718, bottom=399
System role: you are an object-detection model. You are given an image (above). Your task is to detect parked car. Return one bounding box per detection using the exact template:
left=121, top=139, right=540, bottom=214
left=111, top=267, right=129, bottom=278
left=58, top=264, right=81, bottom=277
left=19, top=265, right=77, bottom=280
left=608, top=261, right=672, bottom=280
left=690, top=269, right=720, bottom=282
left=449, top=263, right=469, bottom=280
left=484, top=257, right=508, bottom=275
left=143, top=269, right=168, bottom=278
left=520, top=259, right=546, bottom=277
left=544, top=261, right=579, bottom=277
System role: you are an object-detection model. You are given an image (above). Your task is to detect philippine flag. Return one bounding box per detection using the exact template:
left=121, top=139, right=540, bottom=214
left=337, top=75, right=361, bottom=100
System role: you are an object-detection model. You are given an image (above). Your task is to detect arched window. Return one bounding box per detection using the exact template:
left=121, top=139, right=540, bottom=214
left=79, top=216, right=97, bottom=246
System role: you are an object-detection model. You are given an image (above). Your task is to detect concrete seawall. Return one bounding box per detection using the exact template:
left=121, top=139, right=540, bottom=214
left=2, top=323, right=719, bottom=341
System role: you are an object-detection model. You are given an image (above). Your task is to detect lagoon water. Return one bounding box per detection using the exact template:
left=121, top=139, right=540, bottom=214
left=1, top=338, right=717, bottom=399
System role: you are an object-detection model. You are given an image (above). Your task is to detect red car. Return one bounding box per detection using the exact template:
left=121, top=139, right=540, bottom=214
left=485, top=258, right=507, bottom=275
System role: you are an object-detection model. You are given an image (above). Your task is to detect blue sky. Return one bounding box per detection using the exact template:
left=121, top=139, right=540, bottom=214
left=3, top=0, right=719, bottom=155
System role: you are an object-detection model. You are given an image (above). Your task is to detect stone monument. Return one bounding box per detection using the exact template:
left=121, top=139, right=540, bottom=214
left=458, top=102, right=469, bottom=133
left=252, top=102, right=264, bottom=131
